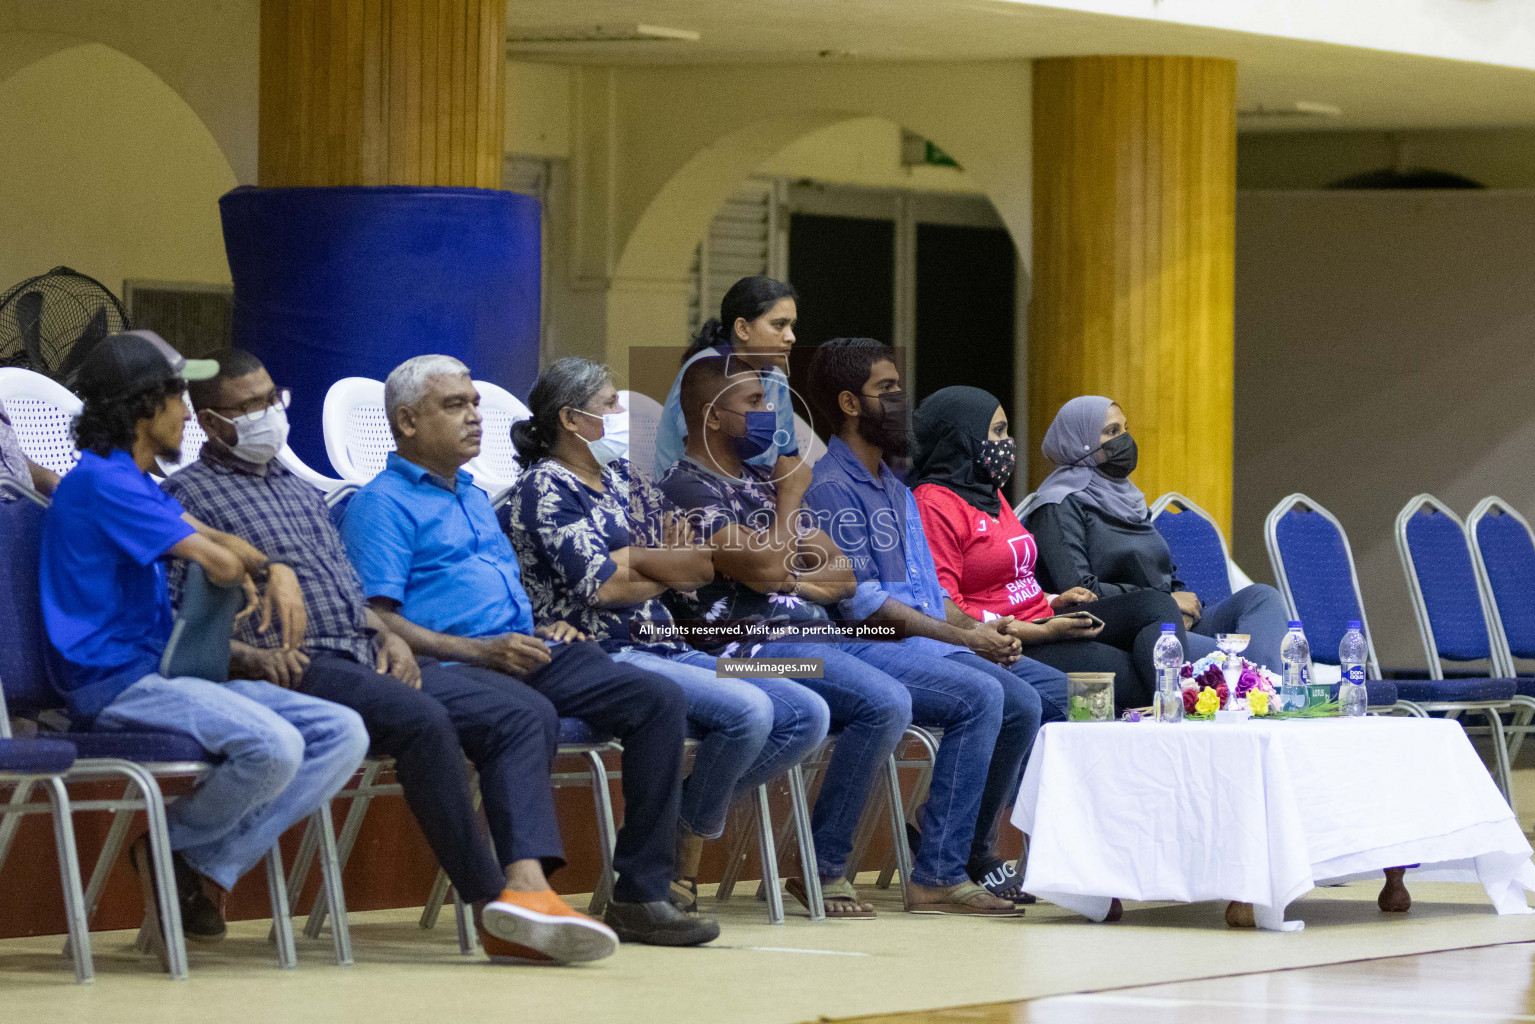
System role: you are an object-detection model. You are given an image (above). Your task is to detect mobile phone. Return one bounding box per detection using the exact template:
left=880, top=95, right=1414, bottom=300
left=1030, top=611, right=1105, bottom=629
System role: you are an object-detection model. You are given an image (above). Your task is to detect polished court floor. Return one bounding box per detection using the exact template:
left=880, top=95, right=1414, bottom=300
left=5, top=877, right=1535, bottom=1024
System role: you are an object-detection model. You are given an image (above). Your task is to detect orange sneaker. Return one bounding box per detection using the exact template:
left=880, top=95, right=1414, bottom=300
left=478, top=926, right=557, bottom=965
left=481, top=889, right=618, bottom=964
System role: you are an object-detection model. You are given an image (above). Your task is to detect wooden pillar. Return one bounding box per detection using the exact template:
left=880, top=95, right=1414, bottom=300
left=1028, top=57, right=1236, bottom=532
left=258, top=0, right=505, bottom=188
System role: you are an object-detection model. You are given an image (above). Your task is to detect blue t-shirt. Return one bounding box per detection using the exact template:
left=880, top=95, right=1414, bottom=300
left=802, top=437, right=964, bottom=659
left=40, top=448, right=195, bottom=723
left=652, top=345, right=799, bottom=478
left=340, top=452, right=535, bottom=639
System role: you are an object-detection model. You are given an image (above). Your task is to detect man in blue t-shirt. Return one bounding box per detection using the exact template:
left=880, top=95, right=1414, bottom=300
left=39, top=331, right=367, bottom=967
left=340, top=354, right=714, bottom=948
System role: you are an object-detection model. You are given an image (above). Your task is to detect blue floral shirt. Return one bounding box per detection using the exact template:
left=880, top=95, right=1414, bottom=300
left=657, top=456, right=828, bottom=649
left=506, top=457, right=686, bottom=655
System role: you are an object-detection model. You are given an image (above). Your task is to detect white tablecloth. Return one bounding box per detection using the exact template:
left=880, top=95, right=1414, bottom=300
left=1010, top=717, right=1535, bottom=931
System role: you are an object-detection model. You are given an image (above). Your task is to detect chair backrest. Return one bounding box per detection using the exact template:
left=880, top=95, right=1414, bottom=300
left=275, top=445, right=346, bottom=492
left=159, top=562, right=242, bottom=683
left=322, top=377, right=393, bottom=484
left=1264, top=493, right=1379, bottom=676
left=793, top=413, right=827, bottom=467
left=0, top=492, right=66, bottom=719
left=1395, top=493, right=1500, bottom=678
left=1150, top=492, right=1234, bottom=607
left=619, top=389, right=663, bottom=479
left=157, top=395, right=206, bottom=477
left=0, top=367, right=83, bottom=477
left=465, top=380, right=531, bottom=491
left=1466, top=496, right=1534, bottom=675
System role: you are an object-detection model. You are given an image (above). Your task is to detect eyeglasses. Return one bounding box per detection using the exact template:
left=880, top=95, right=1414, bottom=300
left=209, top=387, right=291, bottom=422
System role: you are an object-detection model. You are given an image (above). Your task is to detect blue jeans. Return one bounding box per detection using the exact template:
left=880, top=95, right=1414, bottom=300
left=757, top=641, right=913, bottom=881
left=612, top=648, right=829, bottom=839
left=842, top=642, right=1061, bottom=887
left=1187, top=583, right=1291, bottom=673
left=95, top=674, right=369, bottom=891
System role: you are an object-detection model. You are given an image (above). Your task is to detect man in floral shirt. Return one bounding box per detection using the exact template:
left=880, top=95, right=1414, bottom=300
left=657, top=355, right=913, bottom=918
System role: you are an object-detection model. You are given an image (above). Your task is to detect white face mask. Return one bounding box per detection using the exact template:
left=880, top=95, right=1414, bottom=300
left=573, top=407, right=629, bottom=468
left=211, top=404, right=290, bottom=465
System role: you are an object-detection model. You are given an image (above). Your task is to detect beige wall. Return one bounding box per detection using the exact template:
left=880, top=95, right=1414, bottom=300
left=1233, top=190, right=1535, bottom=670
left=0, top=38, right=236, bottom=297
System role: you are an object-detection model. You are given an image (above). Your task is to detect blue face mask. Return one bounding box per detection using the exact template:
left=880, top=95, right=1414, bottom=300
left=715, top=406, right=777, bottom=460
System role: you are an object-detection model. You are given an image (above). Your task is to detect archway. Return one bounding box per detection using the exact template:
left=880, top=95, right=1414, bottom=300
left=0, top=36, right=237, bottom=296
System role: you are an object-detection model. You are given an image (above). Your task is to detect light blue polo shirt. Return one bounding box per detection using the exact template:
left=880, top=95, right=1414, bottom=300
left=40, top=448, right=195, bottom=723
left=340, top=452, right=535, bottom=639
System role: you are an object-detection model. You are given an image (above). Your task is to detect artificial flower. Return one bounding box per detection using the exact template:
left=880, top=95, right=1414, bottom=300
left=1248, top=689, right=1270, bottom=716
left=1180, top=663, right=1194, bottom=679
left=1194, top=687, right=1221, bottom=715
left=1236, top=668, right=1261, bottom=696
left=1195, top=665, right=1225, bottom=692
left=1182, top=686, right=1199, bottom=714
left=1216, top=682, right=1229, bottom=708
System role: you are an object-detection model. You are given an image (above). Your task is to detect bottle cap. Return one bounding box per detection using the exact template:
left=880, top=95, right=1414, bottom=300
left=1347, top=620, right=1361, bottom=629
left=1161, top=623, right=1176, bottom=632
left=1288, top=621, right=1302, bottom=629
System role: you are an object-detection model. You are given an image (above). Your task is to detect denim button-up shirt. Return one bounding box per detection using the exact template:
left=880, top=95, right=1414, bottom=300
left=341, top=452, right=535, bottom=639
left=802, top=436, right=963, bottom=657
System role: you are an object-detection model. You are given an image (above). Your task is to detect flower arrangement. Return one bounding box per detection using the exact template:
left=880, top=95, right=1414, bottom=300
left=1179, top=654, right=1279, bottom=718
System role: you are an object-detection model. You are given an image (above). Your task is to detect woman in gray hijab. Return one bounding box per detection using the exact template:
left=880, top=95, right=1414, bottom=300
left=1023, top=396, right=1289, bottom=673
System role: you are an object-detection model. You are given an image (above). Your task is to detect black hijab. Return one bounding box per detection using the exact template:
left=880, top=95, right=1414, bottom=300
left=909, top=386, right=1006, bottom=516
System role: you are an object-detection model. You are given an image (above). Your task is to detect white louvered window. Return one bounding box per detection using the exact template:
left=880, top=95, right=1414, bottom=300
left=688, top=179, right=782, bottom=335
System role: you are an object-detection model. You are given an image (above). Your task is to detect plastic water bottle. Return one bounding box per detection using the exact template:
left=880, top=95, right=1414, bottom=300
left=1338, top=621, right=1369, bottom=717
left=1279, top=621, right=1311, bottom=712
left=1153, top=623, right=1184, bottom=723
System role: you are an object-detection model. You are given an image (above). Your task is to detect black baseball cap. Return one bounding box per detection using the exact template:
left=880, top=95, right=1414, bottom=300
left=74, top=330, right=219, bottom=402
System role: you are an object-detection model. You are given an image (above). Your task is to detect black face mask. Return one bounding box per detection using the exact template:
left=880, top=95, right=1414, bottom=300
left=856, top=390, right=908, bottom=457
left=978, top=437, right=1016, bottom=490
left=1096, top=432, right=1138, bottom=479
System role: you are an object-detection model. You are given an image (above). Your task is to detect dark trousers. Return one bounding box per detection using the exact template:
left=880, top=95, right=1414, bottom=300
left=1078, top=590, right=1190, bottom=708
left=521, top=641, right=688, bottom=905
left=299, top=652, right=563, bottom=905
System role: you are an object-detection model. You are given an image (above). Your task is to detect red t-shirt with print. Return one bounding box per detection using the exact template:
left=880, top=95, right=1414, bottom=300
left=913, top=482, right=1052, bottom=623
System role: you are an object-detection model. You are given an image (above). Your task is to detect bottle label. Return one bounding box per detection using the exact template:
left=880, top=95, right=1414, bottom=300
left=1344, top=665, right=1365, bottom=686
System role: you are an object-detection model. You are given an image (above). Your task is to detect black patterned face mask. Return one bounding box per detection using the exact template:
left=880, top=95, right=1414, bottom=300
left=978, top=437, right=1016, bottom=491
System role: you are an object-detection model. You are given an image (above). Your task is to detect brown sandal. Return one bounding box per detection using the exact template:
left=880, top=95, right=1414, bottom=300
left=786, top=876, right=876, bottom=919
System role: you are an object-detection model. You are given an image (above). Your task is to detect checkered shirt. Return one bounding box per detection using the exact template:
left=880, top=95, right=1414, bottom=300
left=160, top=442, right=377, bottom=664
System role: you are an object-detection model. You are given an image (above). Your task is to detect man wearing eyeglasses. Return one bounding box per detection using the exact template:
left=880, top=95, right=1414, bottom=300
left=162, top=348, right=621, bottom=965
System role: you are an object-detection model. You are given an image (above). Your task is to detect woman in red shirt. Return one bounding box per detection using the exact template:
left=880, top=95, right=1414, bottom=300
left=911, top=386, right=1187, bottom=708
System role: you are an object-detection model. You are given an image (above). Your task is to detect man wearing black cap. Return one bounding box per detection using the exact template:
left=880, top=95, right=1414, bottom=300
left=38, top=330, right=369, bottom=968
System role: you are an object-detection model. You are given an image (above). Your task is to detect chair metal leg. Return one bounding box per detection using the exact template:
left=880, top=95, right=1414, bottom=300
left=265, top=843, right=297, bottom=970
left=715, top=812, right=755, bottom=903
left=284, top=813, right=322, bottom=912
left=786, top=765, right=824, bottom=922
left=44, top=777, right=93, bottom=984
left=452, top=889, right=477, bottom=955
left=419, top=869, right=454, bottom=931
left=305, top=786, right=374, bottom=940
left=585, top=749, right=619, bottom=917
left=884, top=754, right=914, bottom=911
left=0, top=777, right=37, bottom=875
left=754, top=784, right=785, bottom=925
left=1484, top=708, right=1517, bottom=816
left=1508, top=697, right=1535, bottom=763
left=878, top=732, right=937, bottom=890
left=311, top=805, right=353, bottom=966
left=80, top=802, right=136, bottom=926
left=121, top=763, right=189, bottom=979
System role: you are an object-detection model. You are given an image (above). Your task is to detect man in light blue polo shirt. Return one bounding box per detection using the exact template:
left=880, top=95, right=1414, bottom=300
left=802, top=338, right=1068, bottom=915
left=39, top=331, right=367, bottom=967
left=339, top=354, right=716, bottom=948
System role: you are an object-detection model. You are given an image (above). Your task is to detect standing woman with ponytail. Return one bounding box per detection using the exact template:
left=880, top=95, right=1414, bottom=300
left=653, top=277, right=809, bottom=508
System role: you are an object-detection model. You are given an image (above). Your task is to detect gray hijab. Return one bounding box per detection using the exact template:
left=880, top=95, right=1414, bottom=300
left=1021, top=395, right=1148, bottom=524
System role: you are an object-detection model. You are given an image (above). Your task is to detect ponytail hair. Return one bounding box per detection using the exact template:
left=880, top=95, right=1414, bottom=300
left=511, top=357, right=611, bottom=467
left=681, top=275, right=797, bottom=362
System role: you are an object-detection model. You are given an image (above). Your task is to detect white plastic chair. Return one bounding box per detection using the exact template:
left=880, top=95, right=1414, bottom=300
left=322, top=377, right=393, bottom=485
left=465, top=380, right=531, bottom=492
left=156, top=395, right=206, bottom=477
left=618, top=389, right=663, bottom=479
left=793, top=412, right=826, bottom=467
left=0, top=367, right=82, bottom=477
